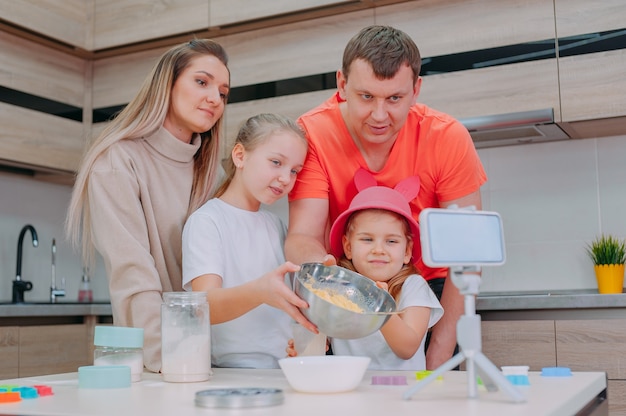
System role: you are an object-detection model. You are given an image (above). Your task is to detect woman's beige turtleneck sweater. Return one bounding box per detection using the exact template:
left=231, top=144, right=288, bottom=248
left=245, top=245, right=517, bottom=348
left=89, top=126, right=201, bottom=372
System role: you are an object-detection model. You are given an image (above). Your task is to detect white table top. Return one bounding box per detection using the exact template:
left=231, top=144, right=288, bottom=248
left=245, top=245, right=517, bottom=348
left=0, top=368, right=606, bottom=416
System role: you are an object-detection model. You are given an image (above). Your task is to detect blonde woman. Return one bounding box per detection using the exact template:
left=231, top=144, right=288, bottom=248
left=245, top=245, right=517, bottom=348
left=66, top=39, right=230, bottom=372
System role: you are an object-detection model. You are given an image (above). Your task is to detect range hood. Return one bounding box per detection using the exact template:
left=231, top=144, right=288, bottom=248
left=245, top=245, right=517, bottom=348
left=459, top=108, right=569, bottom=149
left=460, top=108, right=626, bottom=149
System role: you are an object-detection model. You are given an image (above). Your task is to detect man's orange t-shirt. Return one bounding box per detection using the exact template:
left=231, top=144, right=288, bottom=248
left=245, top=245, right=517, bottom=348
left=289, top=93, right=487, bottom=280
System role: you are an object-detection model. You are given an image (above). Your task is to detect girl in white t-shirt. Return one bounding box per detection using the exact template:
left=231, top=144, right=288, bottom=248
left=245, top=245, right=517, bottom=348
left=288, top=168, right=443, bottom=370
left=182, top=113, right=311, bottom=369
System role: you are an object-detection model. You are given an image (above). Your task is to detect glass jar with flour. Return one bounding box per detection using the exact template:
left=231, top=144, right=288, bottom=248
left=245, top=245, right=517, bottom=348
left=161, top=292, right=211, bottom=382
left=93, top=325, right=144, bottom=382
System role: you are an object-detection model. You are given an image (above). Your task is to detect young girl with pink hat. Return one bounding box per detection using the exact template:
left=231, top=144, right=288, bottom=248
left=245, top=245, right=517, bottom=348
left=291, top=168, right=443, bottom=370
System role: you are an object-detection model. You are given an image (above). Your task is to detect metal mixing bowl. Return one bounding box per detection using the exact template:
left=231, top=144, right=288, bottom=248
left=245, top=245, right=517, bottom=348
left=292, top=263, right=397, bottom=339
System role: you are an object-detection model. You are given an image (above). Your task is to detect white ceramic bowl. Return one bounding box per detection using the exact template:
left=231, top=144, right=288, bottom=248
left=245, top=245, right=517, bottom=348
left=278, top=356, right=371, bottom=393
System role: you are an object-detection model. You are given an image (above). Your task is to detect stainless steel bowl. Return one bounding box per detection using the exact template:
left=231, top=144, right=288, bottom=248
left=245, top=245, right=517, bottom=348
left=292, top=263, right=397, bottom=339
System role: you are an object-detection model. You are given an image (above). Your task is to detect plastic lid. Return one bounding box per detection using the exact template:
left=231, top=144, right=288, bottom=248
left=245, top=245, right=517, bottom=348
left=195, top=388, right=284, bottom=408
left=415, top=370, right=443, bottom=381
left=541, top=366, right=572, bottom=377
left=505, top=375, right=531, bottom=386
left=501, top=365, right=530, bottom=376
left=15, top=387, right=38, bottom=399
left=94, top=326, right=144, bottom=348
left=0, top=392, right=21, bottom=403
left=33, top=385, right=54, bottom=396
left=78, top=366, right=131, bottom=389
left=371, top=375, right=407, bottom=385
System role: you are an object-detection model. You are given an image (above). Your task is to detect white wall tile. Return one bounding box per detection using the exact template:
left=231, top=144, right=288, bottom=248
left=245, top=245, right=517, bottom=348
left=481, top=240, right=595, bottom=292
left=480, top=135, right=626, bottom=293
left=0, top=173, right=109, bottom=303
left=597, top=135, right=626, bottom=237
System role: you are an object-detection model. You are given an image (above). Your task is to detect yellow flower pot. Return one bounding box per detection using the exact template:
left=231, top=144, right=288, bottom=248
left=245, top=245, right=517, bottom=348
left=594, top=264, right=625, bottom=294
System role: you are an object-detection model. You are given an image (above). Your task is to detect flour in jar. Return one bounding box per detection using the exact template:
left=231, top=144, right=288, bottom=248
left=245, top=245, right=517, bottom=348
left=94, top=352, right=144, bottom=382
left=162, top=334, right=211, bottom=382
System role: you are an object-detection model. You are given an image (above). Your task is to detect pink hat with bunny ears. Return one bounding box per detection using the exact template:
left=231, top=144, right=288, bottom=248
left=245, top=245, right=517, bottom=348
left=329, top=168, right=421, bottom=262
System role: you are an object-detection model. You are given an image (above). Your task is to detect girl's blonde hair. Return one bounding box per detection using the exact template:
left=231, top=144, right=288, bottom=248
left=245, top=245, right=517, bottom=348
left=338, top=208, right=419, bottom=300
left=66, top=39, right=229, bottom=267
left=214, top=113, right=307, bottom=197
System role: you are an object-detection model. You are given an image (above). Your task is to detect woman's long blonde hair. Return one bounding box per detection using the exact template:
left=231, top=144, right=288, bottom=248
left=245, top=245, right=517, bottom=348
left=65, top=39, right=229, bottom=267
left=338, top=209, right=419, bottom=300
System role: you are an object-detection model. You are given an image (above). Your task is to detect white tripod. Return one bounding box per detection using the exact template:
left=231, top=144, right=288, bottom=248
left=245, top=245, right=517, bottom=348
left=402, top=265, right=526, bottom=403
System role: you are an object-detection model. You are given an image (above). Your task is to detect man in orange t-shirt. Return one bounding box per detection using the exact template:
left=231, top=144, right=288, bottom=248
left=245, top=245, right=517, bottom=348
left=285, top=25, right=487, bottom=370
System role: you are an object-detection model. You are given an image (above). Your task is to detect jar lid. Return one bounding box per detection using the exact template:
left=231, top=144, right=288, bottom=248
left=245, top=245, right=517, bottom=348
left=541, top=366, right=572, bottom=377
left=94, top=326, right=144, bottom=348
left=163, top=291, right=207, bottom=305
left=78, top=366, right=131, bottom=389
left=195, top=388, right=284, bottom=408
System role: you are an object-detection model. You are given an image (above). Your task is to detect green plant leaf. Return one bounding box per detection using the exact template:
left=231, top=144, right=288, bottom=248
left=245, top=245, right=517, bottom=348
left=586, top=235, right=626, bottom=265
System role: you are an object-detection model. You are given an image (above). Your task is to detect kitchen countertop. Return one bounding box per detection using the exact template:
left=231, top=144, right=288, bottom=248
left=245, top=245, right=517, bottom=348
left=0, top=290, right=625, bottom=318
left=0, top=302, right=112, bottom=318
left=476, top=289, right=626, bottom=311
left=0, top=368, right=607, bottom=416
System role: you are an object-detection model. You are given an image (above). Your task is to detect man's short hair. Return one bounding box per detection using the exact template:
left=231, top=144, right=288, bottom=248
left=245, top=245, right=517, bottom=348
left=342, top=25, right=421, bottom=83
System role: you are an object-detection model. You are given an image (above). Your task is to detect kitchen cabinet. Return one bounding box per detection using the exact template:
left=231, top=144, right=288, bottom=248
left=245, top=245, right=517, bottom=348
left=93, top=0, right=209, bottom=51
left=555, top=0, right=626, bottom=123
left=0, top=31, right=85, bottom=110
left=0, top=323, right=91, bottom=378
left=0, top=103, right=84, bottom=175
left=0, top=327, right=18, bottom=379
left=559, top=50, right=626, bottom=122
left=418, top=59, right=561, bottom=121
left=0, top=307, right=112, bottom=378
left=0, top=0, right=91, bottom=50
left=0, top=30, right=86, bottom=177
left=481, top=317, right=626, bottom=415
left=18, top=324, right=91, bottom=377
left=556, top=319, right=626, bottom=380
left=557, top=319, right=626, bottom=415
left=209, top=0, right=355, bottom=28
left=481, top=320, right=557, bottom=371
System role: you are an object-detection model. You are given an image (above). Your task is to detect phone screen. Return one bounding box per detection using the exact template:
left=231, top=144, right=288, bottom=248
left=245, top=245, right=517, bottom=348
left=419, top=208, right=505, bottom=267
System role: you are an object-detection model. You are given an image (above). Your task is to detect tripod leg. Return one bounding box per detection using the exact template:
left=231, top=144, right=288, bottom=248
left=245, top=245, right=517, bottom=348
left=475, top=364, right=498, bottom=392
left=402, top=352, right=466, bottom=400
left=473, top=353, right=526, bottom=403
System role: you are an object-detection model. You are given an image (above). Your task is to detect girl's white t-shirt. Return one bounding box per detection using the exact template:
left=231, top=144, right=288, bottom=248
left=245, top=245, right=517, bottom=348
left=331, top=274, right=444, bottom=370
left=182, top=198, right=291, bottom=369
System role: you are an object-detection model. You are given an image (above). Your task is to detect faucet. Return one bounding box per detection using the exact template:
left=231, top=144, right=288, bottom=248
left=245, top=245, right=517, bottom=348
left=50, top=238, right=65, bottom=303
left=14, top=224, right=37, bottom=303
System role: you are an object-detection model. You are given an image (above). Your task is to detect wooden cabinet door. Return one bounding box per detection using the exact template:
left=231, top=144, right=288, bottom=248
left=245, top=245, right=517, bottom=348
left=0, top=327, right=19, bottom=379
left=556, top=319, right=626, bottom=380
left=555, top=0, right=626, bottom=122
left=556, top=319, right=626, bottom=416
left=19, top=324, right=91, bottom=377
left=481, top=320, right=557, bottom=371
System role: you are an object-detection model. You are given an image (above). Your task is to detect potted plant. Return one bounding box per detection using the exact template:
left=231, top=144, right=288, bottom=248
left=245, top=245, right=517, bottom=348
left=586, top=234, right=626, bottom=294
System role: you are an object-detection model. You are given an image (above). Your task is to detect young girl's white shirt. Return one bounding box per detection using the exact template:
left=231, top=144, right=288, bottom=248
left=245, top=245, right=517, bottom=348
left=331, top=274, right=443, bottom=370
left=182, top=198, right=291, bottom=369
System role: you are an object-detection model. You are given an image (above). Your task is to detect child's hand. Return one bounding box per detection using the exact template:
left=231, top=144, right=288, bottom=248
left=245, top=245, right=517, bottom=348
left=375, top=281, right=389, bottom=292
left=322, top=254, right=337, bottom=266
left=256, top=262, right=317, bottom=332
left=286, top=338, right=298, bottom=357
